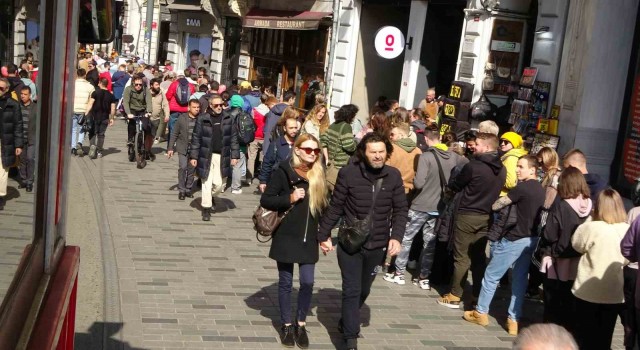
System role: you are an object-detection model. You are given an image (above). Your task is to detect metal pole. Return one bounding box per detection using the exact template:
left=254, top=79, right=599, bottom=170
left=145, top=0, right=153, bottom=63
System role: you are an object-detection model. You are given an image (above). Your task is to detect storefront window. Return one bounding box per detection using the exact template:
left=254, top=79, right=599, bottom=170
left=247, top=27, right=327, bottom=108
left=184, top=33, right=212, bottom=70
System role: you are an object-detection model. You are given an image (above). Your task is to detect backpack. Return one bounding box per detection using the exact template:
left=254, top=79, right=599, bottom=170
left=175, top=78, right=190, bottom=106
left=234, top=109, right=256, bottom=145
left=470, top=93, right=498, bottom=121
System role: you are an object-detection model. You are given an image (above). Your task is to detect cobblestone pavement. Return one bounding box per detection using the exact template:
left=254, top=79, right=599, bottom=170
left=0, top=170, right=34, bottom=302
left=72, top=121, right=625, bottom=350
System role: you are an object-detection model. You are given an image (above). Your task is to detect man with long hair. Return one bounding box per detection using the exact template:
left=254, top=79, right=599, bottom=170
left=318, top=132, right=408, bottom=350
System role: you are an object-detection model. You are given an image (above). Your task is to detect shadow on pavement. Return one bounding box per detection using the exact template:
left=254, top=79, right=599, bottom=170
left=99, top=147, right=122, bottom=157
left=243, top=282, right=370, bottom=350
left=5, top=186, right=20, bottom=200
left=189, top=197, right=236, bottom=213
left=75, top=322, right=148, bottom=350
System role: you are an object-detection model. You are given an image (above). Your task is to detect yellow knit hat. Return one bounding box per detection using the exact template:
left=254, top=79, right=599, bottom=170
left=500, top=131, right=523, bottom=148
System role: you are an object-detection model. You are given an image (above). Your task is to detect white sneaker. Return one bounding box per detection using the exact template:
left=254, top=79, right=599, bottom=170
left=153, top=139, right=159, bottom=144
left=383, top=272, right=405, bottom=285
left=231, top=189, right=242, bottom=194
left=412, top=278, right=431, bottom=290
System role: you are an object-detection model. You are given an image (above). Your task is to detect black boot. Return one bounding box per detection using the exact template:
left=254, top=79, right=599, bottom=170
left=280, top=324, right=295, bottom=348
left=202, top=208, right=211, bottom=221
left=0, top=196, right=5, bottom=210
left=345, top=337, right=358, bottom=350
left=294, top=324, right=309, bottom=349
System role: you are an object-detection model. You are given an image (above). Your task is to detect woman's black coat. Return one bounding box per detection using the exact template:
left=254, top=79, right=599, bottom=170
left=0, top=96, right=24, bottom=168
left=189, top=109, right=239, bottom=179
left=260, top=160, right=319, bottom=264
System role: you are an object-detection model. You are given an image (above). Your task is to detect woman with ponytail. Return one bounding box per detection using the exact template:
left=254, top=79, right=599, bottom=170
left=260, top=133, right=328, bottom=349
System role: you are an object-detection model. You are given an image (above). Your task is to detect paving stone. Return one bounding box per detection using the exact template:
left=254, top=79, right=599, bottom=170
left=69, top=122, right=627, bottom=349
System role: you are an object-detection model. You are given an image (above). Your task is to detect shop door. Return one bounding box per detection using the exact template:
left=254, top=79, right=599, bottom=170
left=184, top=33, right=212, bottom=70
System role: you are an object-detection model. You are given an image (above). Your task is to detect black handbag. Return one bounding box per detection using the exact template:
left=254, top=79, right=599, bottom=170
left=338, top=178, right=383, bottom=254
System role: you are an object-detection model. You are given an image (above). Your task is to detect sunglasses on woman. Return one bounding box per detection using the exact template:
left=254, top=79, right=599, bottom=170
left=299, top=147, right=321, bottom=155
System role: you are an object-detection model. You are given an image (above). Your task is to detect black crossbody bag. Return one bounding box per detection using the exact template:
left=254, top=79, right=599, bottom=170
left=338, top=178, right=383, bottom=254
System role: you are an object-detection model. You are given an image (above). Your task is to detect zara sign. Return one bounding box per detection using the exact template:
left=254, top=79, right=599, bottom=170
left=374, top=26, right=405, bottom=59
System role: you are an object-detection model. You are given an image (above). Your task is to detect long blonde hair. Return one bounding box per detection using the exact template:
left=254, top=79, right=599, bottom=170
left=537, top=147, right=561, bottom=187
left=304, top=104, right=329, bottom=135
left=291, top=134, right=329, bottom=217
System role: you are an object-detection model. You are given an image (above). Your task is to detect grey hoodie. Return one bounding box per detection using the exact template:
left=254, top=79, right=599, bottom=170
left=411, top=147, right=468, bottom=213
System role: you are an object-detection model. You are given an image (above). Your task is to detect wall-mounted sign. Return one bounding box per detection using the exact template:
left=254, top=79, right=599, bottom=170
left=238, top=55, right=250, bottom=67
left=177, top=12, right=214, bottom=34
left=491, top=40, right=521, bottom=53
left=238, top=67, right=249, bottom=80
left=459, top=57, right=475, bottom=77
left=242, top=9, right=330, bottom=31
left=374, top=26, right=405, bottom=59
left=142, top=21, right=158, bottom=30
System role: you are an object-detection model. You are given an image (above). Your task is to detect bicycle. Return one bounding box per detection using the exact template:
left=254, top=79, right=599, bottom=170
left=127, top=114, right=149, bottom=169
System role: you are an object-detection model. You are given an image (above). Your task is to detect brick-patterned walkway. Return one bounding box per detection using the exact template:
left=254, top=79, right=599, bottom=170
left=72, top=121, right=626, bottom=350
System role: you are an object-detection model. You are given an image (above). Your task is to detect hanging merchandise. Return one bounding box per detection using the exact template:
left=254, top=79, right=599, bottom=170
left=470, top=94, right=498, bottom=121
left=496, top=66, right=511, bottom=79
left=483, top=71, right=495, bottom=91
left=485, top=61, right=496, bottom=71
left=520, top=67, right=538, bottom=87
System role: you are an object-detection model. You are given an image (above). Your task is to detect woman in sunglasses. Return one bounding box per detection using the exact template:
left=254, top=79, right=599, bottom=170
left=260, top=133, right=328, bottom=349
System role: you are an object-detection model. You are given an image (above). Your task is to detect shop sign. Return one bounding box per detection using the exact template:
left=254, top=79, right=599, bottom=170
left=177, top=12, right=214, bottom=34
left=374, top=26, right=405, bottom=59
left=243, top=18, right=319, bottom=30
left=491, top=40, right=521, bottom=53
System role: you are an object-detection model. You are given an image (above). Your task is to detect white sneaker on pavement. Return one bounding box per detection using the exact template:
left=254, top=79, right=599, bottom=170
left=383, top=272, right=406, bottom=285
left=231, top=189, right=242, bottom=194
left=412, top=278, right=431, bottom=290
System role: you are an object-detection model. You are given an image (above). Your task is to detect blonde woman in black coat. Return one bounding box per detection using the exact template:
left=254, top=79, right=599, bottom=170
left=260, top=133, right=328, bottom=349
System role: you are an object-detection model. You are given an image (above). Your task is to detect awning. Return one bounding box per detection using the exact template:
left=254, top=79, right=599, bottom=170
left=243, top=8, right=331, bottom=30
left=166, top=0, right=202, bottom=11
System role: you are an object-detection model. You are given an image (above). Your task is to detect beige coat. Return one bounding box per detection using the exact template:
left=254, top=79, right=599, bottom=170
left=73, top=78, right=95, bottom=113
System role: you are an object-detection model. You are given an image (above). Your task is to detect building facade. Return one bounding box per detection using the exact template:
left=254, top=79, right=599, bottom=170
left=325, top=0, right=640, bottom=189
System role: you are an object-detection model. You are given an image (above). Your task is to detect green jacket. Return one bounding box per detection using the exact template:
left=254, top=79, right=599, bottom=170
left=123, top=85, right=153, bottom=115
left=320, top=121, right=356, bottom=168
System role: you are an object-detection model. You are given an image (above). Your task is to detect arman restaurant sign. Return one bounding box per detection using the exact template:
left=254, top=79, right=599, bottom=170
left=247, top=19, right=310, bottom=30
left=242, top=9, right=331, bottom=31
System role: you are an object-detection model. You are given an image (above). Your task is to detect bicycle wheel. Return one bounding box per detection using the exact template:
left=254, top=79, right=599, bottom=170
left=135, top=129, right=146, bottom=169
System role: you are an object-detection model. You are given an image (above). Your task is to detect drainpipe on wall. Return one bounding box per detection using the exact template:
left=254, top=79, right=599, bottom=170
left=326, top=0, right=341, bottom=109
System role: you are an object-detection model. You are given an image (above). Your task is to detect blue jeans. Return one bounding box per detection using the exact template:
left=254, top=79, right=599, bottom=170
left=71, top=113, right=85, bottom=148
left=476, top=236, right=538, bottom=321
left=166, top=112, right=180, bottom=149
left=394, top=209, right=438, bottom=278
left=277, top=262, right=315, bottom=325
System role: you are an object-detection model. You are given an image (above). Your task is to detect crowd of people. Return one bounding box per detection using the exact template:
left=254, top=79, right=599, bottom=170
left=3, top=46, right=640, bottom=350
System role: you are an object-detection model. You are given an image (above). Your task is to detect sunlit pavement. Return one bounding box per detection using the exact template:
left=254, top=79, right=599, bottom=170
left=67, top=120, right=625, bottom=350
